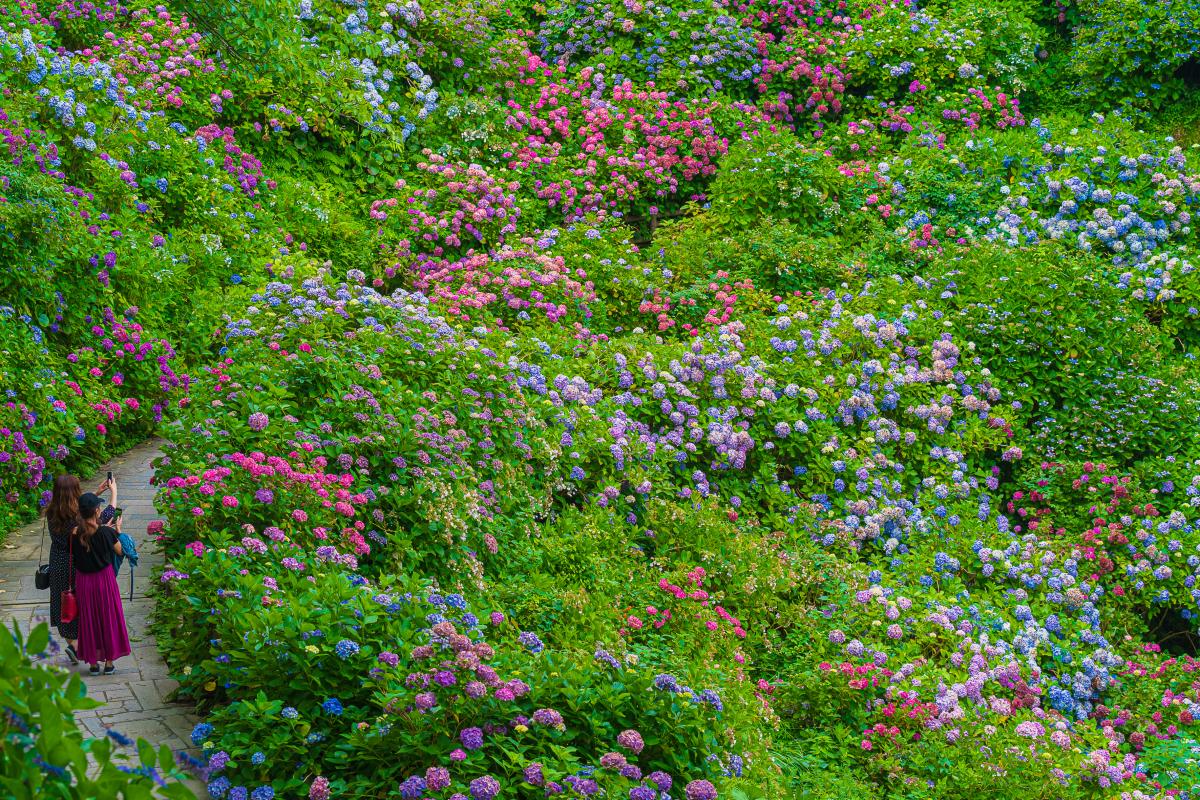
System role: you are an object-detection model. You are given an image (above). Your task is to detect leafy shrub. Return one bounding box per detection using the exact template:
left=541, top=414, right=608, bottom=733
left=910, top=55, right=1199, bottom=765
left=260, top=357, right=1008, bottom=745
left=1069, top=0, right=1200, bottom=110
left=1, top=623, right=194, bottom=799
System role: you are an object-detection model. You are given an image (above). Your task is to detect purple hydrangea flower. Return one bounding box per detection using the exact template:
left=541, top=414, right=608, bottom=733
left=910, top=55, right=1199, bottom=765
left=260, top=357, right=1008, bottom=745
left=399, top=776, right=426, bottom=799
left=532, top=708, right=563, bottom=727
left=460, top=727, right=484, bottom=750
left=523, top=762, right=545, bottom=786
left=617, top=729, right=644, bottom=754
left=426, top=767, right=451, bottom=791
left=469, top=776, right=500, bottom=800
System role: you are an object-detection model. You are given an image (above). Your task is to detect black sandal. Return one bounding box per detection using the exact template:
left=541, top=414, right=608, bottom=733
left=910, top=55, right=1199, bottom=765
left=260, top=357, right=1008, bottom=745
left=65, top=644, right=78, bottom=665
left=103, top=664, right=116, bottom=675
left=89, top=665, right=100, bottom=675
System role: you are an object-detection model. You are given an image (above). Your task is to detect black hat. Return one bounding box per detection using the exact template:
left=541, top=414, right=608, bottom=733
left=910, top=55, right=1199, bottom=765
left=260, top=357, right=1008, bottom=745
left=79, top=492, right=105, bottom=518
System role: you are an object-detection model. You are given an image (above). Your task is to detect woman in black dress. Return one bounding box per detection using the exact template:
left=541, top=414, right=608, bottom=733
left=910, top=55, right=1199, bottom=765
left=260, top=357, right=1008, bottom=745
left=45, top=473, right=116, bottom=664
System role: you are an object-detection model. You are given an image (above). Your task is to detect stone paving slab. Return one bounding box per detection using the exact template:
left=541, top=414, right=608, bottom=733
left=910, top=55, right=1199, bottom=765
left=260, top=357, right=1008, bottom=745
left=0, top=439, right=204, bottom=795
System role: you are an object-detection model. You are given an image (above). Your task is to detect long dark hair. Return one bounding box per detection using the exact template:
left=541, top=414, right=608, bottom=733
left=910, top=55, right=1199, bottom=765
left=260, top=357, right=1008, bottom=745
left=77, top=492, right=105, bottom=550
left=46, top=474, right=82, bottom=533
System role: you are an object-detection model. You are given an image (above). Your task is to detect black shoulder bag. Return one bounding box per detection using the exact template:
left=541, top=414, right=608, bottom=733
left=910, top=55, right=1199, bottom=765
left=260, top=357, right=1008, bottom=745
left=35, top=518, right=51, bottom=590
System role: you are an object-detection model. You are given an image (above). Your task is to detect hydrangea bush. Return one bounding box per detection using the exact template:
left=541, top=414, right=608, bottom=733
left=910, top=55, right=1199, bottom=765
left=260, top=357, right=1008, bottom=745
left=4, top=0, right=1200, bottom=797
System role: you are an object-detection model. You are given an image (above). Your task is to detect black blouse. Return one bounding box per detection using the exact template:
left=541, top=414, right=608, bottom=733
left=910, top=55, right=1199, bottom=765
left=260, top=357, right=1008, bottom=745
left=75, top=526, right=119, bottom=574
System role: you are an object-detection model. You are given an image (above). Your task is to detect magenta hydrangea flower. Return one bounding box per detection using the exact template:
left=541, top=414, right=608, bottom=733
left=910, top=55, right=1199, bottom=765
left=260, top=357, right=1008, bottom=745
left=308, top=777, right=330, bottom=800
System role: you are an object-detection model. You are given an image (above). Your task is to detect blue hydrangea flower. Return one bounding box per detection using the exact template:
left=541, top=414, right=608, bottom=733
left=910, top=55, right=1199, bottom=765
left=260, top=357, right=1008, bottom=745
left=518, top=631, right=544, bottom=653
left=191, top=723, right=214, bottom=745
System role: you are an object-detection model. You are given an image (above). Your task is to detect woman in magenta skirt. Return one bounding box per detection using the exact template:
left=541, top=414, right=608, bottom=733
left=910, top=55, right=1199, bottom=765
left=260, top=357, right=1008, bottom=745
left=45, top=474, right=117, bottom=665
left=72, top=492, right=131, bottom=674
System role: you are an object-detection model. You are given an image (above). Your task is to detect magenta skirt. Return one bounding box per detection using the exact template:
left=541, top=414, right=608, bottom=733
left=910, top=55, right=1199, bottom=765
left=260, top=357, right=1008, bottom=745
left=76, top=565, right=132, bottom=665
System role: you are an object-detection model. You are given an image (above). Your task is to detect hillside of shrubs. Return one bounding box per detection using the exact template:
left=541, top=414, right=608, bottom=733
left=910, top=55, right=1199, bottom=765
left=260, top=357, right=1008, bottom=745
left=4, top=0, right=1200, bottom=796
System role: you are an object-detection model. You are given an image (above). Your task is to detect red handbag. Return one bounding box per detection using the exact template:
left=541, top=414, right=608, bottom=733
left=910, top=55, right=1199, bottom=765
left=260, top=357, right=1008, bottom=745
left=60, top=529, right=78, bottom=624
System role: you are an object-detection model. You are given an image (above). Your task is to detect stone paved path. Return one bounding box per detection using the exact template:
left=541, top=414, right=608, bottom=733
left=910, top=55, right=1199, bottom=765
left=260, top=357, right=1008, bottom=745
left=0, top=439, right=203, bottom=792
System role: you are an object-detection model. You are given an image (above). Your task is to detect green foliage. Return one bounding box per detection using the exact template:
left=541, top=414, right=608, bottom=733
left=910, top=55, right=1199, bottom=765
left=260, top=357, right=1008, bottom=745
left=704, top=131, right=845, bottom=235
left=0, top=623, right=195, bottom=799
